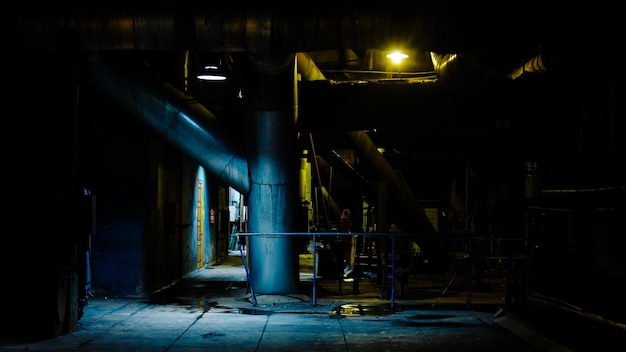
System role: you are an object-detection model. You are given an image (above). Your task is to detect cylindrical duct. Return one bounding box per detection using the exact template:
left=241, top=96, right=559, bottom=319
left=245, top=54, right=300, bottom=294
left=86, top=53, right=250, bottom=194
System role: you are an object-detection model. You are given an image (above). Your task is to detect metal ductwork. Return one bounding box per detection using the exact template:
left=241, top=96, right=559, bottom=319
left=296, top=52, right=326, bottom=81
left=86, top=53, right=250, bottom=194
left=431, top=52, right=515, bottom=94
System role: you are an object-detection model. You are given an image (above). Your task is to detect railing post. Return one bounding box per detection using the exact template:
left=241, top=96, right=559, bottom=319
left=312, top=233, right=317, bottom=306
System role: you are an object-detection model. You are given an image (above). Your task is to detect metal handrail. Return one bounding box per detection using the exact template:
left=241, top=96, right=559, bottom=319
left=236, top=231, right=421, bottom=308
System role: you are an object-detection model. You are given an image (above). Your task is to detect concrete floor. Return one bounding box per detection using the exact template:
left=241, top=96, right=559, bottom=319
left=0, top=251, right=574, bottom=351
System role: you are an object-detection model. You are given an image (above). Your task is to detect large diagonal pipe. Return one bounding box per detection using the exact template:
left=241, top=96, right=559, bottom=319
left=86, top=53, right=250, bottom=194
left=346, top=131, right=448, bottom=269
left=344, top=131, right=434, bottom=234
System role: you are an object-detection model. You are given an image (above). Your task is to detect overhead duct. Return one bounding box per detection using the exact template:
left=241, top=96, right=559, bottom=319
left=296, top=52, right=326, bottom=81
left=431, top=52, right=512, bottom=94
left=1, top=5, right=554, bottom=72
left=86, top=53, right=250, bottom=194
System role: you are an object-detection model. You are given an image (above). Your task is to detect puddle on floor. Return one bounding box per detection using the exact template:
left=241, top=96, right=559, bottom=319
left=332, top=304, right=394, bottom=316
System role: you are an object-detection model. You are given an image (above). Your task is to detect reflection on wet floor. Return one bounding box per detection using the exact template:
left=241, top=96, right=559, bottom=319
left=333, top=304, right=391, bottom=316
left=152, top=251, right=511, bottom=318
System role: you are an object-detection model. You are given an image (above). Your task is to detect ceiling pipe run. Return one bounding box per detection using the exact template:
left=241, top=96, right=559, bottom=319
left=0, top=5, right=560, bottom=90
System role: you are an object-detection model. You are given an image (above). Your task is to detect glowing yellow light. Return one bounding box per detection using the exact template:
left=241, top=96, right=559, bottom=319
left=386, top=51, right=409, bottom=64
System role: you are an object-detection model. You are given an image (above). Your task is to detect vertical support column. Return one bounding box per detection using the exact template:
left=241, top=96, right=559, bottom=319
left=244, top=53, right=300, bottom=294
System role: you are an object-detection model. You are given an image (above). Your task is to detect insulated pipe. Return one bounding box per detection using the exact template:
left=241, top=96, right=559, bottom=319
left=244, top=52, right=300, bottom=294
left=346, top=131, right=448, bottom=269
left=346, top=131, right=435, bottom=235
left=296, top=52, right=326, bottom=81
left=86, top=53, right=250, bottom=194
left=431, top=52, right=513, bottom=94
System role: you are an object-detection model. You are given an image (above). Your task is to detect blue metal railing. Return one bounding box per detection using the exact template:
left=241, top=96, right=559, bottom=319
left=236, top=232, right=420, bottom=308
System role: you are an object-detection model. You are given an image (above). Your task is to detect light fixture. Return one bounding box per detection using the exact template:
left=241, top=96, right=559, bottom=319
left=386, top=50, right=409, bottom=64
left=197, top=65, right=227, bottom=81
